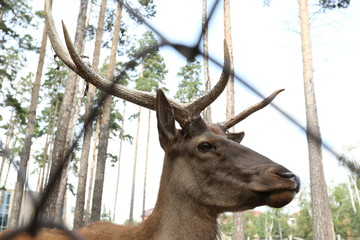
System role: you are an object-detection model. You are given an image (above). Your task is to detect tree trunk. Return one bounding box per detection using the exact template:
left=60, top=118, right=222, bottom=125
left=233, top=213, right=245, bottom=240
left=113, top=102, right=126, bottom=222
left=85, top=119, right=100, bottom=224
left=54, top=157, right=69, bottom=223
left=9, top=16, right=48, bottom=225
left=90, top=0, right=123, bottom=222
left=40, top=99, right=59, bottom=194
left=0, top=112, right=15, bottom=182
left=223, top=0, right=245, bottom=239
left=298, top=0, right=335, bottom=239
left=129, top=106, right=141, bottom=224
left=55, top=77, right=84, bottom=223
left=202, top=0, right=211, bottom=122
left=74, top=0, right=107, bottom=229
left=8, top=0, right=53, bottom=226
left=40, top=0, right=89, bottom=221
left=141, top=109, right=151, bottom=220
left=37, top=108, right=54, bottom=194
left=90, top=97, right=111, bottom=222
left=224, top=0, right=235, bottom=121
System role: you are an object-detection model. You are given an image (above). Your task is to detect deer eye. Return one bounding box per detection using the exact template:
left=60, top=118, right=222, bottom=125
left=198, top=142, right=213, bottom=151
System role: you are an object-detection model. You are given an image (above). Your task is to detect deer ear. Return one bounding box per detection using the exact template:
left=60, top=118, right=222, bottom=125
left=156, top=89, right=177, bottom=150
left=227, top=131, right=245, bottom=143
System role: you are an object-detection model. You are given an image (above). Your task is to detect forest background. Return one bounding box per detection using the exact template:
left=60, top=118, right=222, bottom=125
left=0, top=0, right=360, bottom=239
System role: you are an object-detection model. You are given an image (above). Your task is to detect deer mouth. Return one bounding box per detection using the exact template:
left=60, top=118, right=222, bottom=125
left=278, top=172, right=301, bottom=193
left=259, top=189, right=298, bottom=208
left=255, top=173, right=301, bottom=208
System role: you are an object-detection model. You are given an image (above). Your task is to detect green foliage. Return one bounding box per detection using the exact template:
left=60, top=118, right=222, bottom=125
left=128, top=112, right=139, bottom=121
left=0, top=0, right=36, bottom=49
left=1, top=72, right=34, bottom=129
left=32, top=151, right=47, bottom=168
left=174, top=60, right=203, bottom=103
left=4, top=94, right=27, bottom=125
left=123, top=218, right=140, bottom=225
left=0, top=0, right=38, bottom=86
left=122, top=134, right=134, bottom=145
left=131, top=31, right=168, bottom=93
left=0, top=47, right=24, bottom=84
left=330, top=181, right=360, bottom=238
left=219, top=214, right=234, bottom=238
left=293, top=189, right=313, bottom=239
left=35, top=10, right=45, bottom=19
left=43, top=60, right=68, bottom=96
left=109, top=109, right=123, bottom=135
left=319, top=0, right=350, bottom=9
left=220, top=209, right=294, bottom=239
left=107, top=153, right=118, bottom=167
left=101, top=208, right=112, bottom=222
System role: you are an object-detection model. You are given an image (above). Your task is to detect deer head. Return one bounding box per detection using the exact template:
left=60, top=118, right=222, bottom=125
left=155, top=89, right=299, bottom=212
left=42, top=1, right=300, bottom=239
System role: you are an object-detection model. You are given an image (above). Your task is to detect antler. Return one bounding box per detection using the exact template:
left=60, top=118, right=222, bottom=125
left=221, top=89, right=284, bottom=129
left=44, top=0, right=230, bottom=126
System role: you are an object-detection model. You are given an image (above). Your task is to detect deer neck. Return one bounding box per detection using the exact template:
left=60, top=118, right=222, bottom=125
left=140, top=157, right=220, bottom=240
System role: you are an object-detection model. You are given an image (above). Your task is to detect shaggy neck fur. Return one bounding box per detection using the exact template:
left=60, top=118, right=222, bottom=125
left=137, top=156, right=220, bottom=240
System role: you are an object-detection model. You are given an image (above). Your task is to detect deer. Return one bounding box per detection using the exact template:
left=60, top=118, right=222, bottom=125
left=0, top=1, right=300, bottom=239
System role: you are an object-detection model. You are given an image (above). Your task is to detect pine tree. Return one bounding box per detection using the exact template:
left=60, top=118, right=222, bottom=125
left=298, top=0, right=335, bottom=239
left=40, top=0, right=89, bottom=222
left=202, top=0, right=211, bottom=122
left=174, top=60, right=203, bottom=103
left=91, top=0, right=124, bottom=223
left=8, top=1, right=52, bottom=227
left=74, top=0, right=107, bottom=229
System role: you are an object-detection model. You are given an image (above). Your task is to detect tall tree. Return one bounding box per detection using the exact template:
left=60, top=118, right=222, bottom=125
left=91, top=0, right=124, bottom=223
left=298, top=0, right=335, bottom=239
left=129, top=106, right=141, bottom=224
left=35, top=60, right=68, bottom=194
left=128, top=30, right=167, bottom=223
left=202, top=0, right=211, bottom=122
left=40, top=0, right=89, bottom=221
left=74, top=0, right=107, bottom=229
left=141, top=109, right=151, bottom=220
left=84, top=119, right=100, bottom=225
left=113, top=101, right=127, bottom=222
left=0, top=72, right=33, bottom=225
left=8, top=1, right=52, bottom=227
left=223, top=0, right=245, bottom=239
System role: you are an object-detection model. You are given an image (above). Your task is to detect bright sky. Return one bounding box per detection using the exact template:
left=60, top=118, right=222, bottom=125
left=13, top=0, right=360, bottom=225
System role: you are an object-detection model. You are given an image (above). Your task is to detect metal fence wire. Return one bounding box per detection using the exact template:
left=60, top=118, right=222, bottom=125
left=0, top=0, right=359, bottom=239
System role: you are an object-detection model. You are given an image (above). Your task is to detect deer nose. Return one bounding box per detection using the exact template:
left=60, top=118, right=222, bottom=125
left=276, top=171, right=295, bottom=179
left=275, top=171, right=301, bottom=193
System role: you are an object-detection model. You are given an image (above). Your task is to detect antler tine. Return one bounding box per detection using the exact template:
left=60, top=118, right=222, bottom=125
left=61, top=21, right=158, bottom=109
left=222, top=89, right=284, bottom=130
left=186, top=41, right=231, bottom=115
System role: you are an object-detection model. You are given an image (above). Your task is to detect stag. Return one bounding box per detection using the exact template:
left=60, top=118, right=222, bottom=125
left=0, top=1, right=300, bottom=239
